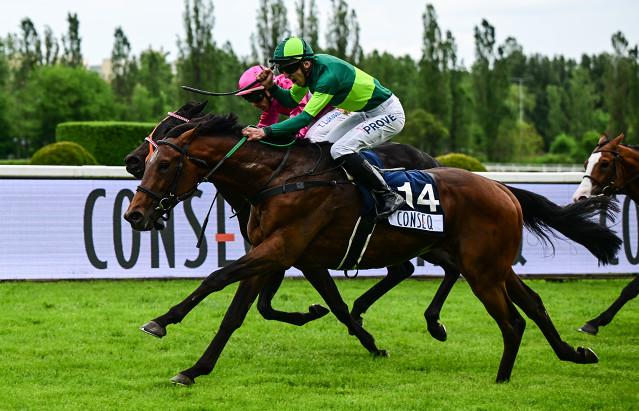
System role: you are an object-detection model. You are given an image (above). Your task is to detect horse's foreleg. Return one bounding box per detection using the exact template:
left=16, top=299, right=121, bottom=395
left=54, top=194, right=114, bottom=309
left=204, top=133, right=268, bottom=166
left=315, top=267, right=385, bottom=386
left=579, top=275, right=639, bottom=335
left=257, top=269, right=330, bottom=326
left=303, top=268, right=387, bottom=356
left=505, top=273, right=599, bottom=365
left=350, top=260, right=414, bottom=327
left=422, top=250, right=460, bottom=342
left=141, top=239, right=290, bottom=336
left=171, top=275, right=270, bottom=386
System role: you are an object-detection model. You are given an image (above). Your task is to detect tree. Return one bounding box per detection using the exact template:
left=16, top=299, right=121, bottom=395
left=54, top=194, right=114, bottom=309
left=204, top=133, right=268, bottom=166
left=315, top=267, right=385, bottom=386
left=471, top=19, right=510, bottom=160
left=15, top=18, right=42, bottom=87
left=419, top=4, right=451, bottom=130
left=131, top=48, right=175, bottom=121
left=603, top=32, right=631, bottom=137
left=176, top=0, right=221, bottom=108
left=324, top=0, right=361, bottom=64
left=43, top=26, right=59, bottom=65
left=110, top=27, right=138, bottom=116
left=61, top=13, right=82, bottom=67
left=295, top=0, right=319, bottom=49
left=567, top=66, right=597, bottom=140
left=253, top=0, right=289, bottom=62
left=17, top=65, right=115, bottom=151
left=545, top=84, right=568, bottom=140
left=395, top=108, right=449, bottom=155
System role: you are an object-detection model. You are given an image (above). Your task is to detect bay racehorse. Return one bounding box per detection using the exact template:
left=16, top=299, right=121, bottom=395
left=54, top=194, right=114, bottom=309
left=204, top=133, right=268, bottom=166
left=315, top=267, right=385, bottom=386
left=124, top=113, right=621, bottom=385
left=125, top=102, right=458, bottom=341
left=572, top=133, right=639, bottom=335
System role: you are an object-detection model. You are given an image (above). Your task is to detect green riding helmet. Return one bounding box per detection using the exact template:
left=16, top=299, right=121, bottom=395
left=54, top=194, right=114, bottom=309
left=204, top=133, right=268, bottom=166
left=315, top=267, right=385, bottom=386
left=269, top=36, right=315, bottom=69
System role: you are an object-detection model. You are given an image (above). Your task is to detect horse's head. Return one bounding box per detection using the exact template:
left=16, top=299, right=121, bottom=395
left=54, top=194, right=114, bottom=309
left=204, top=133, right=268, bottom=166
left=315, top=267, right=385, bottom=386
left=572, top=133, right=624, bottom=202
left=124, top=101, right=208, bottom=179
left=124, top=125, right=207, bottom=231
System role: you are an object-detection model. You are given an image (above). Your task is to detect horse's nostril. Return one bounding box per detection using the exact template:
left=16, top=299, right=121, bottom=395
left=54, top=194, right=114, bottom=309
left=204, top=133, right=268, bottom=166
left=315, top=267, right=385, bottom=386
left=125, top=156, right=141, bottom=167
left=125, top=211, right=143, bottom=224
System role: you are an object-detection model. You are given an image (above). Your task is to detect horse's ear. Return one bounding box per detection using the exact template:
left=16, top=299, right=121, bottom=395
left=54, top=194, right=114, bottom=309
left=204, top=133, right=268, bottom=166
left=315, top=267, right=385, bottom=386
left=598, top=134, right=609, bottom=145
left=194, top=100, right=208, bottom=112
left=612, top=133, right=624, bottom=144
left=183, top=125, right=201, bottom=144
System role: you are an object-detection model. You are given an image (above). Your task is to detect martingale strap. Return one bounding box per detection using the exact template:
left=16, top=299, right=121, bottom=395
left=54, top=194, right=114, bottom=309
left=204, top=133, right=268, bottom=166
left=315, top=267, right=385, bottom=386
left=248, top=180, right=349, bottom=206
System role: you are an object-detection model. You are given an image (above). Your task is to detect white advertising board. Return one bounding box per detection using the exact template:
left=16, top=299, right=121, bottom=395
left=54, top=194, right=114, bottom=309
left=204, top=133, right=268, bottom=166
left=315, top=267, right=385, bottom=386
left=1, top=173, right=637, bottom=280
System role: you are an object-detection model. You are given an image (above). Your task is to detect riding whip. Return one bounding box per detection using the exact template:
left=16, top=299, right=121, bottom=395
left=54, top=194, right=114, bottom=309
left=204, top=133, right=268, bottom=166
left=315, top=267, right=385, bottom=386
left=181, top=64, right=275, bottom=96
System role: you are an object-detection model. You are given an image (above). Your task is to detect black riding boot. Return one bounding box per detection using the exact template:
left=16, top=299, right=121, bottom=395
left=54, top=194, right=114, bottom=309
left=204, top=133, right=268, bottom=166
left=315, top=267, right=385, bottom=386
left=340, top=153, right=406, bottom=219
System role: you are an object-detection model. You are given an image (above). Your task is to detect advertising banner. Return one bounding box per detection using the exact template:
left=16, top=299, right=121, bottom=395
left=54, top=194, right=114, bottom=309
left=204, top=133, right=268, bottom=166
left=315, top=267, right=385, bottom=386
left=1, top=177, right=637, bottom=280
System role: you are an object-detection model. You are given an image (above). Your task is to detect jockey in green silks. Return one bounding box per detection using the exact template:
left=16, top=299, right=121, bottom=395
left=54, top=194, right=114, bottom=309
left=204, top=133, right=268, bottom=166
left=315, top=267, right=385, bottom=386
left=242, top=36, right=406, bottom=219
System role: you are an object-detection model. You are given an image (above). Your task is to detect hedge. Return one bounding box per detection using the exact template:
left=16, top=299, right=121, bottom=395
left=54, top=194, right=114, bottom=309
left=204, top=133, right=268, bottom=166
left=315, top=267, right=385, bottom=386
left=29, top=141, right=98, bottom=166
left=56, top=121, right=156, bottom=166
left=435, top=153, right=487, bottom=172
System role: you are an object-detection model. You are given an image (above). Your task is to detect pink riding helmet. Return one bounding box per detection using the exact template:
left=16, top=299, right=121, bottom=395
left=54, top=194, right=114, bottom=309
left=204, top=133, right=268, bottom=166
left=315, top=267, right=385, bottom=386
left=237, top=65, right=267, bottom=96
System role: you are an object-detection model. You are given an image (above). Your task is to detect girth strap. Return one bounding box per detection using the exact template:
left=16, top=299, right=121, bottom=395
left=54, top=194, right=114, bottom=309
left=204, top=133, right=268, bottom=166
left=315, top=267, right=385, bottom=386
left=249, top=180, right=349, bottom=206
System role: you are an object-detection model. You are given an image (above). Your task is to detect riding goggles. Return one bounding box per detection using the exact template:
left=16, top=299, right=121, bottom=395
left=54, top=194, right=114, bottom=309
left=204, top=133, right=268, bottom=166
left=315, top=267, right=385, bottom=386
left=275, top=60, right=300, bottom=75
left=241, top=90, right=267, bottom=104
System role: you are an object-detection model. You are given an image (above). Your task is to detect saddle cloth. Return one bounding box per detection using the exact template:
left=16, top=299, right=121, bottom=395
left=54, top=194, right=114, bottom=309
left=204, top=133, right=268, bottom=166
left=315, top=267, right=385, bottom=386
left=337, top=151, right=446, bottom=271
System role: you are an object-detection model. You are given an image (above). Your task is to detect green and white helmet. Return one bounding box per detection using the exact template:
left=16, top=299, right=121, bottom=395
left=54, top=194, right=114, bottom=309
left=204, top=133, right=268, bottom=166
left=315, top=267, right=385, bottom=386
left=269, top=36, right=315, bottom=68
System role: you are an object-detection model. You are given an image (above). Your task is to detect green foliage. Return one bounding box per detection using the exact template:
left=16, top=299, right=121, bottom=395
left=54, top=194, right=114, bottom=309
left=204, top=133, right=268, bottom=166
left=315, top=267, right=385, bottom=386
left=396, top=108, right=448, bottom=154
left=56, top=121, right=155, bottom=165
left=550, top=133, right=578, bottom=155
left=1, top=279, right=638, bottom=409
left=2, top=3, right=639, bottom=164
left=436, top=152, right=487, bottom=171
left=28, top=141, right=97, bottom=165
left=16, top=65, right=116, bottom=152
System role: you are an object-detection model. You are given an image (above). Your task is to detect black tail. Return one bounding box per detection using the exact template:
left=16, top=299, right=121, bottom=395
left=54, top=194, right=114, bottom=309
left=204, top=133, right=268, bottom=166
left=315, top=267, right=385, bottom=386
left=504, top=185, right=622, bottom=265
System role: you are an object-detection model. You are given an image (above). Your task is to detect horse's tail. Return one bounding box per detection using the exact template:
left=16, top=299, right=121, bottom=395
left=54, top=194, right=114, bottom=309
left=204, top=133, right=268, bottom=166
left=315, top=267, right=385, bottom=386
left=504, top=184, right=622, bottom=265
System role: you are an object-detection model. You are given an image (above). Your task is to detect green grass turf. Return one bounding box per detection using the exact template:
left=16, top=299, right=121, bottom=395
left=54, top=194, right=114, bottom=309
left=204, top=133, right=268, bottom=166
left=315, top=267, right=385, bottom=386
left=1, top=278, right=637, bottom=410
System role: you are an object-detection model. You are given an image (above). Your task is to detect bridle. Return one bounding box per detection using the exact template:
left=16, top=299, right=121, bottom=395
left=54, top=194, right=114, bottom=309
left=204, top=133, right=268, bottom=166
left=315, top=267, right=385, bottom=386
left=584, top=146, right=639, bottom=196
left=144, top=111, right=191, bottom=162
left=136, top=136, right=248, bottom=223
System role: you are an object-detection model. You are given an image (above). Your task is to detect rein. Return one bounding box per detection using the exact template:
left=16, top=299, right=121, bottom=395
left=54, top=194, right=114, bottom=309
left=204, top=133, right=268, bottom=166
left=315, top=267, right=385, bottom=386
left=137, top=133, right=350, bottom=230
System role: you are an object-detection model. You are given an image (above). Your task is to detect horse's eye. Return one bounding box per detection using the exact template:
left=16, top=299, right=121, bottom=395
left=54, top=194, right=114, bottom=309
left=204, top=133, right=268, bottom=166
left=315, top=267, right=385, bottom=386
left=158, top=161, right=170, bottom=171
left=600, top=161, right=610, bottom=168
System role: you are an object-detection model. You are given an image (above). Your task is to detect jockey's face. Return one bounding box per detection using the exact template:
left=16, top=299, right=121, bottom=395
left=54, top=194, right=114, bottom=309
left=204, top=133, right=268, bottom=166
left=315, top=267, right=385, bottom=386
left=285, top=61, right=312, bottom=87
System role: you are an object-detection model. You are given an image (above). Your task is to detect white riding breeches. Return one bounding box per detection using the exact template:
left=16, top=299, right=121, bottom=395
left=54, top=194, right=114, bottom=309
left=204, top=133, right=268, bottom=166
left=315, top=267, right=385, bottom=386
left=305, top=95, right=405, bottom=159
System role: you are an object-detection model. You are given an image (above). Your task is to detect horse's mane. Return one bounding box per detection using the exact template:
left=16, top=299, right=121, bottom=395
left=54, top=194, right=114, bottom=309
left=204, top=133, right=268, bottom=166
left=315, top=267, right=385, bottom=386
left=165, top=111, right=333, bottom=153
left=166, top=112, right=244, bottom=139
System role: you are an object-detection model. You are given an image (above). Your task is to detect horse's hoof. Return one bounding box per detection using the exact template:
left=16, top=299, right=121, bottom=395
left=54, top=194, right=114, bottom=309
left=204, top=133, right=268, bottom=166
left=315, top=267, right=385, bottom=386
left=373, top=350, right=389, bottom=358
left=427, top=322, right=448, bottom=342
left=171, top=373, right=194, bottom=386
left=578, top=322, right=598, bottom=336
left=577, top=346, right=599, bottom=363
left=139, top=321, right=166, bottom=339
left=308, top=304, right=330, bottom=317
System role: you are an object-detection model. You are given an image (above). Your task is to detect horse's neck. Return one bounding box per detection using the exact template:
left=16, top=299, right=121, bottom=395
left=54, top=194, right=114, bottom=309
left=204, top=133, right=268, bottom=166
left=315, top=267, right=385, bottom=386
left=206, top=141, right=338, bottom=202
left=619, top=146, right=639, bottom=201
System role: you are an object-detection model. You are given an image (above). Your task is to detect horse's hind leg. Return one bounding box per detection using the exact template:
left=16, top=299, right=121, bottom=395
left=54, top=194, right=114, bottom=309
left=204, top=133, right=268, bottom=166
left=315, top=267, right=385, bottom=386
left=579, top=276, right=639, bottom=335
left=422, top=250, right=460, bottom=342
left=505, top=273, right=598, bottom=364
left=257, top=269, right=330, bottom=326
left=350, top=260, right=414, bottom=327
left=465, top=273, right=526, bottom=383
left=304, top=268, right=387, bottom=356
left=172, top=275, right=270, bottom=385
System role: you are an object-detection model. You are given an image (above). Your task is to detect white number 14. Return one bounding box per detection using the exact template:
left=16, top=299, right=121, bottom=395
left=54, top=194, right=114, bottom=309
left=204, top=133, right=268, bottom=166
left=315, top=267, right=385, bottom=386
left=397, top=182, right=440, bottom=212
